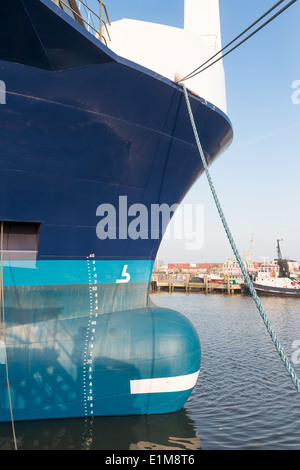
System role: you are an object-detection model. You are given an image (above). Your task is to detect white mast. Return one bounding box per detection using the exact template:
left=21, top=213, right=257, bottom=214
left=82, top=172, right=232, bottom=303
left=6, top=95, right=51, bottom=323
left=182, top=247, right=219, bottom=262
left=184, top=0, right=222, bottom=51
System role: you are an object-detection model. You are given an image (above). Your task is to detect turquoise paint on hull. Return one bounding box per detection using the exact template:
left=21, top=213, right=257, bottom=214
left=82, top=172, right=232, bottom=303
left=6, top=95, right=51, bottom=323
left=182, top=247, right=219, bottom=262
left=2, top=259, right=154, bottom=286
left=0, top=307, right=201, bottom=422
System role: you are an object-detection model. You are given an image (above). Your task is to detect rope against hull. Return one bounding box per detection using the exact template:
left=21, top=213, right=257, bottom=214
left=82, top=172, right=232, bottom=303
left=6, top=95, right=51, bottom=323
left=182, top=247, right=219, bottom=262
left=182, top=83, right=300, bottom=394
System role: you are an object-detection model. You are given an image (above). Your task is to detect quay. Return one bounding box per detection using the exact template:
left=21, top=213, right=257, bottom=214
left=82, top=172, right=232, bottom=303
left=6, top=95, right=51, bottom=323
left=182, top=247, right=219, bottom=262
left=150, top=274, right=242, bottom=294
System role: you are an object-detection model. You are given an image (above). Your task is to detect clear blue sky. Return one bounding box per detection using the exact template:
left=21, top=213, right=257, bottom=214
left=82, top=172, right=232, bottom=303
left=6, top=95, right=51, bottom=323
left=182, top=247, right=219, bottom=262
left=104, top=0, right=300, bottom=264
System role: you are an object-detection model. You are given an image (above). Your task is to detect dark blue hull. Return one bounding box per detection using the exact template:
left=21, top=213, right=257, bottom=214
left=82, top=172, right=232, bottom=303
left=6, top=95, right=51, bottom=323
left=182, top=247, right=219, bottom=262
left=0, top=0, right=232, bottom=421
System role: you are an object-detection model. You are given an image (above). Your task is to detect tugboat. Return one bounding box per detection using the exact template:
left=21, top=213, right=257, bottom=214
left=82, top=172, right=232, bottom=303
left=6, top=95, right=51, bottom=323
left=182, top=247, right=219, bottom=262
left=242, top=239, right=300, bottom=296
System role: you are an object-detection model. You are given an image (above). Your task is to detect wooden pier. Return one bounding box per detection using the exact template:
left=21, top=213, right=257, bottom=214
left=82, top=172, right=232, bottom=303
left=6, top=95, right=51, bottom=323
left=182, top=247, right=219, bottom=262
left=150, top=274, right=242, bottom=295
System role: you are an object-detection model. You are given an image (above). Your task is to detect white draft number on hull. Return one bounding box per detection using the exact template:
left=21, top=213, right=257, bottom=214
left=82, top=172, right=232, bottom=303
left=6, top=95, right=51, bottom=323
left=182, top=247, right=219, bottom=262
left=116, top=264, right=130, bottom=283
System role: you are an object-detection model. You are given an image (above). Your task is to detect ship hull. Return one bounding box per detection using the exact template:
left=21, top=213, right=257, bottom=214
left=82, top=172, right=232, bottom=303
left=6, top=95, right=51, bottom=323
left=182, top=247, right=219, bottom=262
left=0, top=304, right=200, bottom=422
left=252, top=283, right=300, bottom=296
left=0, top=0, right=232, bottom=421
left=242, top=282, right=300, bottom=296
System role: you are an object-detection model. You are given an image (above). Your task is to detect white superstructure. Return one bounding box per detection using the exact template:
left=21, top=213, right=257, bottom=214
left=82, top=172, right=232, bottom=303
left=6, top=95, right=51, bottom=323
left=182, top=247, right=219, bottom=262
left=104, top=0, right=227, bottom=114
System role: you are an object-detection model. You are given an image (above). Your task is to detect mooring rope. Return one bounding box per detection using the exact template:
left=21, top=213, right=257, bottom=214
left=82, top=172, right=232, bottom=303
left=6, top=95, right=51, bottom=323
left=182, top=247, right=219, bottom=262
left=182, top=83, right=300, bottom=394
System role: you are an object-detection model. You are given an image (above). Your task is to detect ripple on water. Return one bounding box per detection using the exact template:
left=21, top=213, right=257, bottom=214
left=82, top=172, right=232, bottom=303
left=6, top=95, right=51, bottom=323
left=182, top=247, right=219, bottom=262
left=153, top=292, right=300, bottom=449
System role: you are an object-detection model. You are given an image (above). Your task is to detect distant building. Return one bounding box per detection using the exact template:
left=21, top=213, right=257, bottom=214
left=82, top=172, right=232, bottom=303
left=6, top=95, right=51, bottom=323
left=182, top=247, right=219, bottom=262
left=287, top=260, right=300, bottom=273
left=168, top=260, right=300, bottom=276
left=168, top=263, right=220, bottom=273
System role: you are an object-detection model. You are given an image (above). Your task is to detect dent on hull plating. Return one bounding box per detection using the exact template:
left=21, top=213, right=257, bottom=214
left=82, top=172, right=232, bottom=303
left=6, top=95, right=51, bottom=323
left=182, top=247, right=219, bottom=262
left=0, top=0, right=232, bottom=421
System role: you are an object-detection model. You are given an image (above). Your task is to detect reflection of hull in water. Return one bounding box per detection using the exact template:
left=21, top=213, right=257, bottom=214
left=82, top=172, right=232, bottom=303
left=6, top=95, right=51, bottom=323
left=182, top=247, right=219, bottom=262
left=0, top=407, right=201, bottom=450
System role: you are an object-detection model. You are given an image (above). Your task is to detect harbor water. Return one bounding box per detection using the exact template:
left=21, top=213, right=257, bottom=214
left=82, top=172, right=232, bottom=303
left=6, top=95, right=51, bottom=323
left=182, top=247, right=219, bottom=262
left=1, top=291, right=300, bottom=450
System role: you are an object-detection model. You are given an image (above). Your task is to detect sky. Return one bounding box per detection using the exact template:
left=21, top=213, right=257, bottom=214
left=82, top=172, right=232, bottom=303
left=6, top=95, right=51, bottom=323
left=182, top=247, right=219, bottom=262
left=102, top=0, right=300, bottom=264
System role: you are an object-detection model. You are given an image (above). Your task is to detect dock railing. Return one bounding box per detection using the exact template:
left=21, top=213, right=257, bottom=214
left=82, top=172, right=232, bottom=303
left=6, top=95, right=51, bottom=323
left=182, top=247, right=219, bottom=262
left=55, top=0, right=111, bottom=45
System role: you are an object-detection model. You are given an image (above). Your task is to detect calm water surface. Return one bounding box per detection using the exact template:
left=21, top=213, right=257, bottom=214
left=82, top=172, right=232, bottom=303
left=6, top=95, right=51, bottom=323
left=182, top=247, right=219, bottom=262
left=1, top=292, right=300, bottom=450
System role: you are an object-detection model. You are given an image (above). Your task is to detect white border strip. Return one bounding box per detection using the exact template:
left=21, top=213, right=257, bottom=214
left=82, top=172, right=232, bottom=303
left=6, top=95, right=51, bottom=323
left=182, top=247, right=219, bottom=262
left=130, top=370, right=199, bottom=394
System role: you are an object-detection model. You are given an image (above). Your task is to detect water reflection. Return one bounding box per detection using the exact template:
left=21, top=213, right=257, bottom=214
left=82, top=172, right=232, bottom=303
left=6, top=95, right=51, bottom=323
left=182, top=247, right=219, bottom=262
left=0, top=408, right=201, bottom=450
